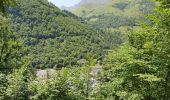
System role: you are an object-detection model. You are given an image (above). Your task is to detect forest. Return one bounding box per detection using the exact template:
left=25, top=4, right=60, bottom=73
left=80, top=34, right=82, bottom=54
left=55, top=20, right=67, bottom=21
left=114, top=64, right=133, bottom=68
left=0, top=0, right=170, bottom=99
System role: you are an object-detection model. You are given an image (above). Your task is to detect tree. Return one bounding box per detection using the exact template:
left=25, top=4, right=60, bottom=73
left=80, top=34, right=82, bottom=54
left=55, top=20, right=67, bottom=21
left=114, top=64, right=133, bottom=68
left=99, top=0, right=170, bottom=99
left=156, top=0, right=170, bottom=8
left=4, top=61, right=31, bottom=99
left=0, top=0, right=16, bottom=14
left=0, top=1, right=32, bottom=99
left=0, top=15, right=23, bottom=73
left=28, top=57, right=97, bottom=100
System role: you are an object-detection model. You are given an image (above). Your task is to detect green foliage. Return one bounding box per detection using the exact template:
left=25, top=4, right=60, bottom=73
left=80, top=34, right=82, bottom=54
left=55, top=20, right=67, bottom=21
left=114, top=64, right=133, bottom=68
left=99, top=0, right=170, bottom=99
left=67, top=0, right=155, bottom=51
left=0, top=73, right=8, bottom=99
left=112, top=2, right=128, bottom=10
left=0, top=0, right=16, bottom=14
left=8, top=0, right=106, bottom=68
left=87, top=14, right=137, bottom=29
left=1, top=0, right=170, bottom=99
left=156, top=0, right=170, bottom=8
left=0, top=2, right=32, bottom=99
left=5, top=60, right=31, bottom=100
left=0, top=15, right=23, bottom=73
left=0, top=13, right=31, bottom=100
left=100, top=45, right=164, bottom=99
left=28, top=58, right=97, bottom=100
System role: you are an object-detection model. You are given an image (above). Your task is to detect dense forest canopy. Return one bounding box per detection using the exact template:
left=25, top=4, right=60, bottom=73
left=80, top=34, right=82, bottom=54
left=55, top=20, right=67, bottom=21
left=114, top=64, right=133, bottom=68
left=100, top=0, right=170, bottom=99
left=63, top=0, right=156, bottom=51
left=0, top=0, right=16, bottom=14
left=0, top=0, right=170, bottom=99
left=7, top=0, right=111, bottom=68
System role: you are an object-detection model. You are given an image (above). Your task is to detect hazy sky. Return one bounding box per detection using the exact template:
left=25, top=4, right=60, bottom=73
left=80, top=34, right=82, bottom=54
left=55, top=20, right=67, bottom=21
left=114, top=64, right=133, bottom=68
left=48, top=0, right=81, bottom=7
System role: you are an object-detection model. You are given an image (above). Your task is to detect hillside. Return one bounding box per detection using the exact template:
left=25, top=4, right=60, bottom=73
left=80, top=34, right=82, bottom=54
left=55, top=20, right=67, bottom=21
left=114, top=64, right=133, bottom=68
left=1, top=0, right=170, bottom=99
left=63, top=0, right=154, bottom=29
left=62, top=0, right=155, bottom=49
left=8, top=0, right=107, bottom=68
left=64, top=0, right=154, bottom=17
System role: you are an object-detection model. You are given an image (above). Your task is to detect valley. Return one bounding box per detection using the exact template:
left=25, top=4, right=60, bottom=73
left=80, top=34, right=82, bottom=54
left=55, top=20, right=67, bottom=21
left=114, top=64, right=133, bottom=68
left=0, top=0, right=170, bottom=99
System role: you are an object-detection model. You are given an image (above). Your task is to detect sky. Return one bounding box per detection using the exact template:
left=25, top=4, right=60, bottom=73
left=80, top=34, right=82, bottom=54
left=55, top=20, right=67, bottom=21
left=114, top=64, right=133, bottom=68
left=48, top=0, right=81, bottom=7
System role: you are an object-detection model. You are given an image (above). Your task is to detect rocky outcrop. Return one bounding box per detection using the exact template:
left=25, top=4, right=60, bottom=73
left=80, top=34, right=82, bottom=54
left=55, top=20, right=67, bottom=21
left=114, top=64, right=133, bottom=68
left=36, top=69, right=56, bottom=79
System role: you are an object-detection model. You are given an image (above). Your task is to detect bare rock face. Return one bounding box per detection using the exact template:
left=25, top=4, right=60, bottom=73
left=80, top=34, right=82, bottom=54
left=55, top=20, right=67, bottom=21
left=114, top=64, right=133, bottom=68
left=90, top=63, right=102, bottom=87
left=36, top=69, right=56, bottom=79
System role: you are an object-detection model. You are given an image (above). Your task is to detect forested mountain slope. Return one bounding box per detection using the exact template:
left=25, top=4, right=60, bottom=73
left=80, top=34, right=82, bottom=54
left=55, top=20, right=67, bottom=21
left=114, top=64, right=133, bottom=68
left=63, top=0, right=154, bottom=29
left=8, top=0, right=106, bottom=68
left=1, top=0, right=170, bottom=99
left=63, top=0, right=155, bottom=49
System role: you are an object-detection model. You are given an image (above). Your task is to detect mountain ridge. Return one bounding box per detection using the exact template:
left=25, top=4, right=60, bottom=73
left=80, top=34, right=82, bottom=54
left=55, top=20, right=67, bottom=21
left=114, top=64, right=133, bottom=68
left=62, top=0, right=154, bottom=17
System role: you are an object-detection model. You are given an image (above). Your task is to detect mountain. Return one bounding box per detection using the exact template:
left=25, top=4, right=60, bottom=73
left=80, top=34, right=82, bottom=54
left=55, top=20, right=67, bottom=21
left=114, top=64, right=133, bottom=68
left=8, top=0, right=107, bottom=68
left=63, top=0, right=154, bottom=29
left=64, top=0, right=154, bottom=18
left=62, top=0, right=155, bottom=48
left=6, top=0, right=154, bottom=69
